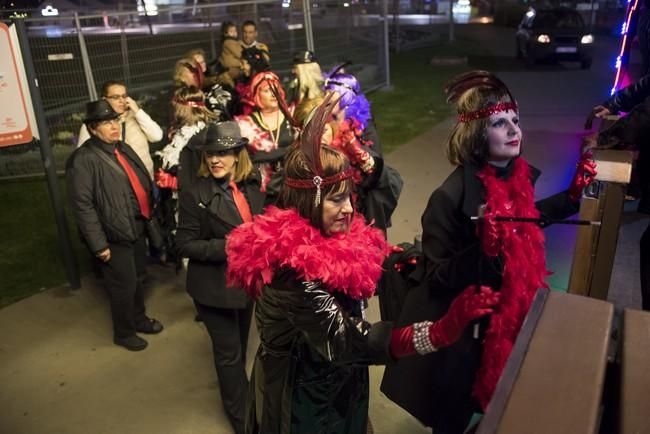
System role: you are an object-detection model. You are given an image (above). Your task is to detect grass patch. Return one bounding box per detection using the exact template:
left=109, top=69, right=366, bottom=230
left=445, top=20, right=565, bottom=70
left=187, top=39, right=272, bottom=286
left=0, top=177, right=89, bottom=308
left=368, top=36, right=494, bottom=154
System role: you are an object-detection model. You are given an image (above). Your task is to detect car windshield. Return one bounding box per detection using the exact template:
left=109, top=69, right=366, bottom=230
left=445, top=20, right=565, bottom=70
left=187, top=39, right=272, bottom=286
left=534, top=10, right=583, bottom=29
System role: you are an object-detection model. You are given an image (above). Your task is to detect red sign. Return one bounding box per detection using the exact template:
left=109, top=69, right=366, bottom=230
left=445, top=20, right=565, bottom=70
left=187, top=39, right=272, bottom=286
left=0, top=22, right=33, bottom=147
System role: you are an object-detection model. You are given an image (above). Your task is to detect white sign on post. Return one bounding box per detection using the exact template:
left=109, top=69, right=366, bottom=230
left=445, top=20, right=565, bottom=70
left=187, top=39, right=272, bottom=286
left=0, top=22, right=34, bottom=147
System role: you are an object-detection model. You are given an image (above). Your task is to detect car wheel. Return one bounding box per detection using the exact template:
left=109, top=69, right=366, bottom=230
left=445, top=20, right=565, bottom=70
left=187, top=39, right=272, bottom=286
left=580, top=58, right=592, bottom=70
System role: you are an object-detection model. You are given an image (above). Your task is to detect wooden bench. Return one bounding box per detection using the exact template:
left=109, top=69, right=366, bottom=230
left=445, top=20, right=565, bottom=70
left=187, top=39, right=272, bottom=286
left=477, top=289, right=614, bottom=434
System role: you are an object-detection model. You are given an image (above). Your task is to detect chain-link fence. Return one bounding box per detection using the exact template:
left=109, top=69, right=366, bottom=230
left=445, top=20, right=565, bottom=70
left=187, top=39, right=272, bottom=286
left=0, top=0, right=390, bottom=177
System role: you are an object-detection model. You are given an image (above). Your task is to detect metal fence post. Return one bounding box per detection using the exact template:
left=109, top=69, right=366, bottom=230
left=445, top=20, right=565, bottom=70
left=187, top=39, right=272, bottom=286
left=14, top=19, right=81, bottom=290
left=302, top=0, right=314, bottom=52
left=74, top=12, right=98, bottom=100
left=383, top=0, right=391, bottom=88
left=120, top=26, right=131, bottom=85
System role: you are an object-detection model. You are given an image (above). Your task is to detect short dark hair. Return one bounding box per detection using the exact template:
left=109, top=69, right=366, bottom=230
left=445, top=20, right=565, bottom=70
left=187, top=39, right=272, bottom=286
left=221, top=21, right=236, bottom=38
left=101, top=80, right=126, bottom=97
left=242, top=20, right=256, bottom=30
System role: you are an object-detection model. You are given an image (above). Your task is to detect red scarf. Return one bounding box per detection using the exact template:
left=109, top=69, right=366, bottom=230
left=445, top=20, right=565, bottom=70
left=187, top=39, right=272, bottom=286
left=225, top=206, right=389, bottom=300
left=472, top=158, right=549, bottom=409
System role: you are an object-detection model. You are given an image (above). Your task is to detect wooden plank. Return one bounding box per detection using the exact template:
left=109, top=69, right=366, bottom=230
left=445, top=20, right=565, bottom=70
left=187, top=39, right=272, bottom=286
left=592, top=150, right=633, bottom=184
left=568, top=197, right=600, bottom=296
left=619, top=309, right=650, bottom=434
left=479, top=291, right=613, bottom=434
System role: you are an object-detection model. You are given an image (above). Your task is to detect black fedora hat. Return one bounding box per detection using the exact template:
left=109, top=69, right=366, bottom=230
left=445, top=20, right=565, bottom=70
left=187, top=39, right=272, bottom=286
left=84, top=100, right=120, bottom=124
left=293, top=50, right=317, bottom=65
left=202, top=121, right=249, bottom=152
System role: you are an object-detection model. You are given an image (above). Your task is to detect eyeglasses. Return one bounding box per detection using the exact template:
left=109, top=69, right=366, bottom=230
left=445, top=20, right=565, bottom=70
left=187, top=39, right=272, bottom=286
left=106, top=94, right=128, bottom=101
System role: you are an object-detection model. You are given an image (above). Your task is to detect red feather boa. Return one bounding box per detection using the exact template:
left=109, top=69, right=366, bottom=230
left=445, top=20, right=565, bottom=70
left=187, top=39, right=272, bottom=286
left=472, top=158, right=549, bottom=409
left=225, top=206, right=390, bottom=300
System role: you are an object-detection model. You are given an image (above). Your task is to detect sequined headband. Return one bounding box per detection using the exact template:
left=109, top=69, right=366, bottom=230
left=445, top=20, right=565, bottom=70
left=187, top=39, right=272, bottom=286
left=285, top=168, right=354, bottom=206
left=174, top=98, right=205, bottom=108
left=457, top=101, right=518, bottom=123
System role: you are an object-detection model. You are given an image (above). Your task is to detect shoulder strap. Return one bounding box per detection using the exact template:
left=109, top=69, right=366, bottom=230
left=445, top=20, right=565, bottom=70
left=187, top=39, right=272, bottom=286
left=88, top=143, right=127, bottom=179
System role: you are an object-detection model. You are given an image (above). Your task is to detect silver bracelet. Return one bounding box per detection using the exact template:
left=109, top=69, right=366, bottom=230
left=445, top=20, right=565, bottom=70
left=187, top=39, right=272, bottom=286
left=412, top=321, right=437, bottom=355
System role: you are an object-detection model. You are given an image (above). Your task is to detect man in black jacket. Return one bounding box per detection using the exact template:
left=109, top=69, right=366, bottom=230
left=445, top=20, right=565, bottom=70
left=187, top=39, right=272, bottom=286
left=66, top=101, right=163, bottom=351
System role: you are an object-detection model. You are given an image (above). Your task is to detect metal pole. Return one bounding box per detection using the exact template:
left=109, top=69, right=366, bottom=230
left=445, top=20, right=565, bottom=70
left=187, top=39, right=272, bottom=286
left=74, top=12, right=98, bottom=101
left=302, top=0, right=314, bottom=52
left=449, top=0, right=455, bottom=42
left=119, top=25, right=131, bottom=86
left=383, top=0, right=391, bottom=87
left=13, top=19, right=81, bottom=290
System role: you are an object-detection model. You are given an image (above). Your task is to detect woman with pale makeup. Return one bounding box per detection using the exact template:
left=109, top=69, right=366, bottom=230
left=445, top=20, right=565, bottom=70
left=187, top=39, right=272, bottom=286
left=235, top=71, right=296, bottom=200
left=226, top=96, right=499, bottom=434
left=175, top=121, right=264, bottom=434
left=381, top=71, right=598, bottom=434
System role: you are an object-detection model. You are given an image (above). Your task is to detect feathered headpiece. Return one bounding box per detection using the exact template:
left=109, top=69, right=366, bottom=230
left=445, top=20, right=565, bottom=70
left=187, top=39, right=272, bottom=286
left=284, top=92, right=354, bottom=205
left=323, top=70, right=371, bottom=130
left=444, top=70, right=518, bottom=123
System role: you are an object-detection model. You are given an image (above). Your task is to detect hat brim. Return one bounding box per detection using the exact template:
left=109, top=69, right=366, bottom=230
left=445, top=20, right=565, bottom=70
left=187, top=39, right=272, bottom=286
left=201, top=137, right=249, bottom=152
left=84, top=113, right=121, bottom=124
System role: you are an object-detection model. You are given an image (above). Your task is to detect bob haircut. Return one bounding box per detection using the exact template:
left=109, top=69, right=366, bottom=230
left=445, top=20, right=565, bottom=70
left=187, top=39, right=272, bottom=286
left=197, top=146, right=254, bottom=183
left=446, top=86, right=517, bottom=167
left=172, top=86, right=217, bottom=127
left=250, top=72, right=285, bottom=110
left=278, top=145, right=354, bottom=231
left=323, top=73, right=370, bottom=130
left=294, top=62, right=324, bottom=102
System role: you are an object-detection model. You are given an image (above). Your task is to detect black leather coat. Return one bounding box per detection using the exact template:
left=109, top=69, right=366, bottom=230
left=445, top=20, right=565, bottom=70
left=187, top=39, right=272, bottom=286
left=176, top=174, right=265, bottom=308
left=381, top=160, right=579, bottom=433
left=247, top=268, right=393, bottom=434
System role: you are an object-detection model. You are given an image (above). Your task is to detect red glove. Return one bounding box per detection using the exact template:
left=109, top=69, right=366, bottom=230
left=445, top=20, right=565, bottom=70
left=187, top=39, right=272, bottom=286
left=332, top=120, right=375, bottom=173
left=479, top=208, right=502, bottom=257
left=390, top=285, right=499, bottom=358
left=155, top=168, right=178, bottom=190
left=568, top=152, right=598, bottom=202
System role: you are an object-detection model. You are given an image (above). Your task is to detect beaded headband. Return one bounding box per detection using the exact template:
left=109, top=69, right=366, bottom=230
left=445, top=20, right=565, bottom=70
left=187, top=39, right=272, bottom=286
left=457, top=101, right=518, bottom=123
left=285, top=168, right=354, bottom=206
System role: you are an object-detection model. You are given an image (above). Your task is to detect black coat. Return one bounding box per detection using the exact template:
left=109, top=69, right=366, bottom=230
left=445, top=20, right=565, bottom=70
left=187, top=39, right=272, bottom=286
left=247, top=268, right=393, bottom=434
left=66, top=137, right=152, bottom=254
left=381, top=160, right=579, bottom=432
left=176, top=174, right=265, bottom=308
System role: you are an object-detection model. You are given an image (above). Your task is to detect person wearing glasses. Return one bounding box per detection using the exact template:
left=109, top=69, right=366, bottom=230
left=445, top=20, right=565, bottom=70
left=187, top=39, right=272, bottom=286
left=67, top=100, right=164, bottom=352
left=77, top=80, right=163, bottom=179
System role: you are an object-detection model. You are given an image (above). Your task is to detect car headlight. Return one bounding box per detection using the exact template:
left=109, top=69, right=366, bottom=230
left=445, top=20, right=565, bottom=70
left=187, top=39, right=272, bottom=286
left=581, top=34, right=594, bottom=44
left=537, top=34, right=551, bottom=44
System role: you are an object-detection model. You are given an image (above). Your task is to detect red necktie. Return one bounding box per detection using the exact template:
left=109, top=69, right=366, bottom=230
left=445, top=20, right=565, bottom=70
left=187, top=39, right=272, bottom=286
left=229, top=180, right=253, bottom=223
left=114, top=147, right=151, bottom=219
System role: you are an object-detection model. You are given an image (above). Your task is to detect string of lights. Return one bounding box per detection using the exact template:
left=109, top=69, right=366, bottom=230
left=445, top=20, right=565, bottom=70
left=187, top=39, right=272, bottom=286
left=612, top=0, right=641, bottom=95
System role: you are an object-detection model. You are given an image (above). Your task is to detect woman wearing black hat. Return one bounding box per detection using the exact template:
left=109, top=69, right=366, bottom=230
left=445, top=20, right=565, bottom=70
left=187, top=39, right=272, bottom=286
left=175, top=121, right=265, bottom=434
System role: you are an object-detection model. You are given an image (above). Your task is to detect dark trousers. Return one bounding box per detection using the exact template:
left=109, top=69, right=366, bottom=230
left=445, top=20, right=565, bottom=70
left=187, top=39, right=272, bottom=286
left=641, top=222, right=650, bottom=310
left=194, top=301, right=253, bottom=434
left=98, top=234, right=148, bottom=339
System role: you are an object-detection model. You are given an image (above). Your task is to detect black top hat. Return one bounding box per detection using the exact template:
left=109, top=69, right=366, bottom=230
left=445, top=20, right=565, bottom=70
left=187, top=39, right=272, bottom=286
left=202, top=121, right=249, bottom=152
left=84, top=100, right=120, bottom=124
left=293, top=50, right=317, bottom=65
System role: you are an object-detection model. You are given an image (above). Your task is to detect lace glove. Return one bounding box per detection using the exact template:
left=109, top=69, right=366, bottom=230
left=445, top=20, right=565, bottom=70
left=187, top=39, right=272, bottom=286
left=155, top=168, right=178, bottom=190
left=333, top=121, right=375, bottom=173
left=389, top=285, right=499, bottom=358
left=568, top=152, right=598, bottom=202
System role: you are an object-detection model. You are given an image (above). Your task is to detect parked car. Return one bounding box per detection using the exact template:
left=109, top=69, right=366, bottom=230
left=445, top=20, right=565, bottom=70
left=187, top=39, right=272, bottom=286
left=516, top=7, right=594, bottom=69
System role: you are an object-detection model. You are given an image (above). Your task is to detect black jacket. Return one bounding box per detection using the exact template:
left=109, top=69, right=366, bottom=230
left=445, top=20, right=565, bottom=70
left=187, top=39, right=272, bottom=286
left=176, top=174, right=265, bottom=308
left=603, top=74, right=650, bottom=114
left=381, top=160, right=579, bottom=432
left=66, top=136, right=152, bottom=253
left=247, top=268, right=393, bottom=434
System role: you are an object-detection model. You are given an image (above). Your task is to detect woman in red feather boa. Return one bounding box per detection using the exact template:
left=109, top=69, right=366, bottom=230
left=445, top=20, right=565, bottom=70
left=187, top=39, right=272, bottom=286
left=225, top=97, right=500, bottom=434
left=381, top=71, right=597, bottom=434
